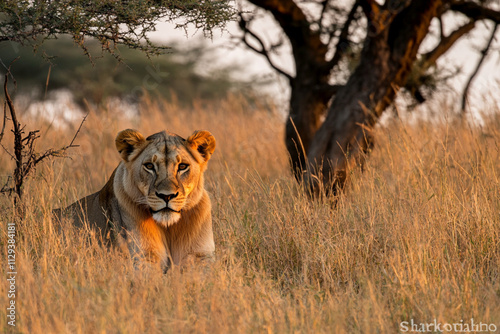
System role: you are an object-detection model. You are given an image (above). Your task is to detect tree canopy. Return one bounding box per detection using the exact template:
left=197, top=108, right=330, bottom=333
left=0, top=0, right=235, bottom=59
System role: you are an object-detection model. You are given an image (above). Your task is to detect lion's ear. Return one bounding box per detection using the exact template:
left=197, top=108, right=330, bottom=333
left=187, top=130, right=216, bottom=162
left=115, top=129, right=146, bottom=162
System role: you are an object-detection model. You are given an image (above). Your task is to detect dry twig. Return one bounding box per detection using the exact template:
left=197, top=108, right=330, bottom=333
left=1, top=63, right=87, bottom=205
left=461, top=23, right=498, bottom=113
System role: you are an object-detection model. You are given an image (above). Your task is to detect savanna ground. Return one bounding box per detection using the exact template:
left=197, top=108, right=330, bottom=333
left=0, top=95, right=499, bottom=333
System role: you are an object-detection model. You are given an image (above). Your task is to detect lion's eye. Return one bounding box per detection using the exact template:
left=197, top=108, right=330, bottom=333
left=178, top=163, right=189, bottom=171
left=144, top=163, right=155, bottom=171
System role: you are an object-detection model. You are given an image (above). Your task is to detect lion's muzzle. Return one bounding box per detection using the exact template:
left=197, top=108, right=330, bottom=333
left=156, top=191, right=179, bottom=204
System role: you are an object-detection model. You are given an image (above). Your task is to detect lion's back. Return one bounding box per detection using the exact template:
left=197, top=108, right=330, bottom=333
left=53, top=191, right=112, bottom=244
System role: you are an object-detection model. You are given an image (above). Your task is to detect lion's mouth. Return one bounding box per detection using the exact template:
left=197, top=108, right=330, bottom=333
left=150, top=207, right=182, bottom=214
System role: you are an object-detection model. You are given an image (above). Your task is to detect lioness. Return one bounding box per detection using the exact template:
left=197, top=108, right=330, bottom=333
left=56, top=129, right=216, bottom=272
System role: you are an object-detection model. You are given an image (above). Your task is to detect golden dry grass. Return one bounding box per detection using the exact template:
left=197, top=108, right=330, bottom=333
left=0, top=95, right=499, bottom=333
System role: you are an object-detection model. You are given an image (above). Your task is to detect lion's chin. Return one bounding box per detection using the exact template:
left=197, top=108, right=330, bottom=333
left=152, top=211, right=181, bottom=227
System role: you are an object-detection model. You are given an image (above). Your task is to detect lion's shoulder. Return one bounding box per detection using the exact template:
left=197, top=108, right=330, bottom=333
left=54, top=171, right=117, bottom=241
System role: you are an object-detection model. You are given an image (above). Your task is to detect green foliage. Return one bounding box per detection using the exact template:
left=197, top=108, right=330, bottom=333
left=0, top=0, right=236, bottom=58
left=0, top=37, right=246, bottom=105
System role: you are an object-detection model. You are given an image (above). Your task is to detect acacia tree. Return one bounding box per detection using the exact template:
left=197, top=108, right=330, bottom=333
left=238, top=0, right=500, bottom=194
left=0, top=0, right=234, bottom=58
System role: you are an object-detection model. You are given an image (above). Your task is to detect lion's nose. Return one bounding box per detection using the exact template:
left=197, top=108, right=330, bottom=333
left=156, top=192, right=179, bottom=203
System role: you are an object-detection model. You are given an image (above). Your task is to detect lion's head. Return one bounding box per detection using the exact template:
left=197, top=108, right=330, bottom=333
left=115, top=129, right=216, bottom=227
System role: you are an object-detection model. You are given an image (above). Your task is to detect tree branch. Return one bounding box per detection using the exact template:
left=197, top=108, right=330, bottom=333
left=450, top=1, right=500, bottom=23
left=326, top=1, right=360, bottom=70
left=421, top=20, right=476, bottom=69
left=438, top=16, right=445, bottom=40
left=3, top=64, right=24, bottom=201
left=33, top=112, right=88, bottom=165
left=461, top=22, right=498, bottom=112
left=388, top=0, right=443, bottom=61
left=359, top=0, right=380, bottom=22
left=238, top=13, right=294, bottom=82
left=360, top=0, right=404, bottom=36
left=0, top=101, right=7, bottom=144
left=0, top=176, right=14, bottom=196
left=246, top=0, right=329, bottom=66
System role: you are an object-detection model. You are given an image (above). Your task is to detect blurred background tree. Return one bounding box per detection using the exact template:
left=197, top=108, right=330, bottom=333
left=0, top=37, right=249, bottom=106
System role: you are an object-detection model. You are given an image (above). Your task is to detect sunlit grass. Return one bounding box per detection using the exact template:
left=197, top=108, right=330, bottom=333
left=1, top=95, right=499, bottom=333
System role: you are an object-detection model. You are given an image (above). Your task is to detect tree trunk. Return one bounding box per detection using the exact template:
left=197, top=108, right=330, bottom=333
left=243, top=0, right=335, bottom=181
left=286, top=76, right=332, bottom=181
left=307, top=0, right=442, bottom=195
